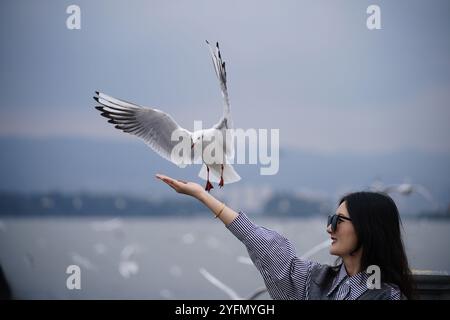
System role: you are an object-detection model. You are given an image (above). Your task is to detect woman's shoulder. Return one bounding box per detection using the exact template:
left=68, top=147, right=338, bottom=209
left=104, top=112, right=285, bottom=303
left=307, top=263, right=339, bottom=285
left=307, top=264, right=405, bottom=300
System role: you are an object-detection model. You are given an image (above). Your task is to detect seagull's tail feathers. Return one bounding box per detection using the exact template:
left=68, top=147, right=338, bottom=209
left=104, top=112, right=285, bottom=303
left=198, top=163, right=241, bottom=185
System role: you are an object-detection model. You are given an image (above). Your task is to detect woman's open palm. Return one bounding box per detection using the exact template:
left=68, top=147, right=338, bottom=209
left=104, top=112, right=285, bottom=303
left=155, top=174, right=205, bottom=198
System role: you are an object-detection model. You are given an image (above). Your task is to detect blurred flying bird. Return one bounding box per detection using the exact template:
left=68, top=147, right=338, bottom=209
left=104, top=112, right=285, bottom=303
left=370, top=181, right=439, bottom=209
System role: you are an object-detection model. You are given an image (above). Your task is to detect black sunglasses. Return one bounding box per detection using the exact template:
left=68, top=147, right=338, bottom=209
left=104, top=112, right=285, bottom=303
left=327, top=214, right=352, bottom=232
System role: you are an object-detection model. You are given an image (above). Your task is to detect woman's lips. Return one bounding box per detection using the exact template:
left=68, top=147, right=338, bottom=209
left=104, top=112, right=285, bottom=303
left=331, top=237, right=337, bottom=244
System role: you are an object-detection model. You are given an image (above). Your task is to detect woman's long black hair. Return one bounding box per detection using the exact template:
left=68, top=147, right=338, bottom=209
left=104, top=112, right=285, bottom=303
left=339, top=192, right=415, bottom=299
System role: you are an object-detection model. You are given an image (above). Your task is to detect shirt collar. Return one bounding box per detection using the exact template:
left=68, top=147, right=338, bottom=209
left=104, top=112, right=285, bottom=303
left=327, top=264, right=370, bottom=300
left=327, top=264, right=348, bottom=296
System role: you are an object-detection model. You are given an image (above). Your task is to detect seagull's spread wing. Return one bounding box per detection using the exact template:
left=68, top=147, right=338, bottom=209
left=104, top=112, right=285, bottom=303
left=94, top=91, right=192, bottom=165
left=206, top=41, right=235, bottom=161
left=414, top=184, right=438, bottom=208
left=206, top=41, right=233, bottom=131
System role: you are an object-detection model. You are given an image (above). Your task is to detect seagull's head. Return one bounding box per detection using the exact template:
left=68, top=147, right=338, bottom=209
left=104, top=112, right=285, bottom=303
left=191, top=132, right=202, bottom=149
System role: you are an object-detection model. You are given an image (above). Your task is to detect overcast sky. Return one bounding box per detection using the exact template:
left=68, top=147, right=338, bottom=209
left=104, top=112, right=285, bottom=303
left=1, top=0, right=449, bottom=154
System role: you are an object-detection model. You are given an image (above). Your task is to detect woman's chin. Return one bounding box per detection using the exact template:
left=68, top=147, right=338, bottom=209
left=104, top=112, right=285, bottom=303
left=329, top=244, right=340, bottom=256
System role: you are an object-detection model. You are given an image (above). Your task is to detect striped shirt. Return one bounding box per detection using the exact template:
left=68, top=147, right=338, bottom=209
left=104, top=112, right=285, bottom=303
left=226, top=211, right=402, bottom=300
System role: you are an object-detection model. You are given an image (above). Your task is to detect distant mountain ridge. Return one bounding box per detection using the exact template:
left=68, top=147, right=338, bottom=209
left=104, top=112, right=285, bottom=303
left=0, top=191, right=447, bottom=218
left=0, top=136, right=448, bottom=215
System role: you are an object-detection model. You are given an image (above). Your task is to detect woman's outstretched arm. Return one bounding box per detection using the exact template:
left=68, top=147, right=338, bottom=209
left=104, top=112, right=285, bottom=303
left=155, top=173, right=317, bottom=300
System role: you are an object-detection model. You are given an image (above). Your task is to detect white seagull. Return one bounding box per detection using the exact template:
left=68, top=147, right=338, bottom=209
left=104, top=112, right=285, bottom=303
left=382, top=183, right=438, bottom=209
left=370, top=180, right=439, bottom=210
left=94, top=41, right=241, bottom=191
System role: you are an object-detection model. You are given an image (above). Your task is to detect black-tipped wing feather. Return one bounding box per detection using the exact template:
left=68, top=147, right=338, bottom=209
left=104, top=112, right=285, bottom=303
left=206, top=40, right=228, bottom=99
left=206, top=40, right=233, bottom=131
left=94, top=92, right=192, bottom=165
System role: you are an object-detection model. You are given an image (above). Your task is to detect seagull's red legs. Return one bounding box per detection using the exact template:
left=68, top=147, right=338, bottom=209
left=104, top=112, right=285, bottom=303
left=219, top=164, right=224, bottom=188
left=205, top=165, right=214, bottom=192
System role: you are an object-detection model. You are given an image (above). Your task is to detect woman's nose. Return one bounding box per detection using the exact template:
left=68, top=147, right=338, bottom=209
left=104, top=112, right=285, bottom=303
left=326, top=225, right=332, bottom=234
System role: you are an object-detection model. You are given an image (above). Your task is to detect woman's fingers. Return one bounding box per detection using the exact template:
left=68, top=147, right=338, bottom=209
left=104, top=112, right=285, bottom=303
left=156, top=174, right=186, bottom=192
left=155, top=174, right=174, bottom=187
left=156, top=174, right=172, bottom=181
left=156, top=174, right=174, bottom=184
left=156, top=174, right=188, bottom=185
left=156, top=173, right=203, bottom=198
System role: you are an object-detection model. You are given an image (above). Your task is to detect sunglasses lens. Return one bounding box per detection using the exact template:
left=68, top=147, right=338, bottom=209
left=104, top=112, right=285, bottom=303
left=327, top=215, right=337, bottom=232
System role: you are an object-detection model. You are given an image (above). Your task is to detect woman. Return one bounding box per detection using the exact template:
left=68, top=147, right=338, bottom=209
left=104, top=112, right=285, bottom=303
left=155, top=174, right=414, bottom=300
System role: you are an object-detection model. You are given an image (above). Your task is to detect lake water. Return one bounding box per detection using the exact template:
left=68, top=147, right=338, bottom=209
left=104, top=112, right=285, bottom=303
left=0, top=216, right=449, bottom=299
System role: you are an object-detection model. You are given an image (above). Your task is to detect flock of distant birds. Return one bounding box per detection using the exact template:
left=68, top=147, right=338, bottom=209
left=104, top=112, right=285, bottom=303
left=0, top=178, right=442, bottom=299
